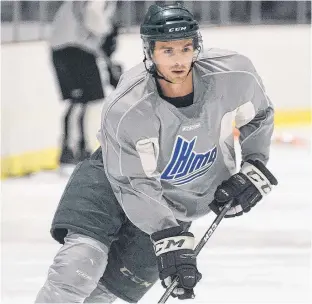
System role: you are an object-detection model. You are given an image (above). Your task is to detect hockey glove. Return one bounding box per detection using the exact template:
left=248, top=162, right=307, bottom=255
left=151, top=226, right=202, bottom=300
left=210, top=160, right=278, bottom=218
left=107, top=62, right=122, bottom=88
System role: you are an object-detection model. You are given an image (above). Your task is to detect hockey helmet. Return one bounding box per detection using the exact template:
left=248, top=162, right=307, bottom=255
left=140, top=3, right=200, bottom=41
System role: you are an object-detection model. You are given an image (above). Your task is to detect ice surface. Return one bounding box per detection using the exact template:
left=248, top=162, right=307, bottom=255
left=1, top=145, right=311, bottom=304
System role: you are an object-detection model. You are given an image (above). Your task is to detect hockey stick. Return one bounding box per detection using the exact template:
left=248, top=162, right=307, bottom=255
left=158, top=201, right=232, bottom=304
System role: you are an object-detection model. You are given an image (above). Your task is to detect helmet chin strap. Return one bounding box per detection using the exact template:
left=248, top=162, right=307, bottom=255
left=143, top=56, right=174, bottom=83
left=158, top=63, right=194, bottom=84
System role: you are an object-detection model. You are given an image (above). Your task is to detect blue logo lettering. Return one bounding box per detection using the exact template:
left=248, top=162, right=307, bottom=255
left=161, top=136, right=217, bottom=185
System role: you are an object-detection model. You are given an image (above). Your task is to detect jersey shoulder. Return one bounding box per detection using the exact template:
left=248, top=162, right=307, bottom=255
left=101, top=63, right=156, bottom=132
left=116, top=62, right=148, bottom=89
left=197, top=48, right=256, bottom=74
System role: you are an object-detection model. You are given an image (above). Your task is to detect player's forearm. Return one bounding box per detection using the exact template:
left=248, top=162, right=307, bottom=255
left=239, top=106, right=274, bottom=164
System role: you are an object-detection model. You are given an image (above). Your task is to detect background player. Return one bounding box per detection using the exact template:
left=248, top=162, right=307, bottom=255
left=50, top=0, right=122, bottom=169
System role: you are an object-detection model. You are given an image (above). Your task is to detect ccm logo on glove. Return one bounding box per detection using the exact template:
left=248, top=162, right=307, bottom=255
left=243, top=167, right=271, bottom=194
left=154, top=235, right=194, bottom=256
left=151, top=226, right=202, bottom=299
left=210, top=159, right=278, bottom=218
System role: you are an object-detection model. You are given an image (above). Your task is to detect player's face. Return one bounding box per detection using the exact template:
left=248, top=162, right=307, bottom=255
left=152, top=39, right=195, bottom=84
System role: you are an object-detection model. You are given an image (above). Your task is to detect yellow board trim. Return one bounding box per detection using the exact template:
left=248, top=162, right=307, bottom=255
left=274, top=109, right=311, bottom=126
left=1, top=109, right=311, bottom=179
left=1, top=148, right=59, bottom=179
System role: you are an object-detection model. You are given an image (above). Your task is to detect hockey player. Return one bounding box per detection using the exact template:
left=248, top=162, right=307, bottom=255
left=50, top=0, right=122, bottom=168
left=36, top=4, right=278, bottom=303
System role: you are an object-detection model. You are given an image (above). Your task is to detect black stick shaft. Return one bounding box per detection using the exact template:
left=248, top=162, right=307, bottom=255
left=158, top=202, right=232, bottom=304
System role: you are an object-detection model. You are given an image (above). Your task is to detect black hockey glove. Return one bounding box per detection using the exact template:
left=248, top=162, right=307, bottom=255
left=210, top=160, right=278, bottom=218
left=151, top=226, right=202, bottom=300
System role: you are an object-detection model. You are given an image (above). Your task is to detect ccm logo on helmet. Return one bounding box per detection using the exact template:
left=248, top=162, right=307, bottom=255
left=169, top=26, right=187, bottom=32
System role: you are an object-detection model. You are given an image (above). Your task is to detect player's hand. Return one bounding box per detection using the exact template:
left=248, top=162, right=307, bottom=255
left=151, top=226, right=202, bottom=299
left=210, top=160, right=278, bottom=218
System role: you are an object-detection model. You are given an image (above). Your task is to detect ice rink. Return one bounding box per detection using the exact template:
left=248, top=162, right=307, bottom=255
left=2, top=138, right=311, bottom=304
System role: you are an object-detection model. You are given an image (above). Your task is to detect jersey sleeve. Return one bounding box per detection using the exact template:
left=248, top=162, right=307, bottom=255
left=235, top=57, right=274, bottom=165
left=81, top=0, right=116, bottom=38
left=99, top=104, right=179, bottom=235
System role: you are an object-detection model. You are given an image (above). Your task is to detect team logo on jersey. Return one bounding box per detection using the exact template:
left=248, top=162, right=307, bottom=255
left=161, top=136, right=217, bottom=185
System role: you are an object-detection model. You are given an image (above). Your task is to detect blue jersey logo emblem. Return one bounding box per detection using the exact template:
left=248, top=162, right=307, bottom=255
left=161, top=136, right=217, bottom=185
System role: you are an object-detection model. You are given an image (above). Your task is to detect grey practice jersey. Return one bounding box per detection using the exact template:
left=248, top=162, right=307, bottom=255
left=49, top=0, right=116, bottom=56
left=97, top=48, right=274, bottom=235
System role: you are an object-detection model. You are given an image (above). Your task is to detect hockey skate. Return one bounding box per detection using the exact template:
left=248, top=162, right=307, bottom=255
left=75, top=140, right=92, bottom=162
left=59, top=145, right=77, bottom=176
